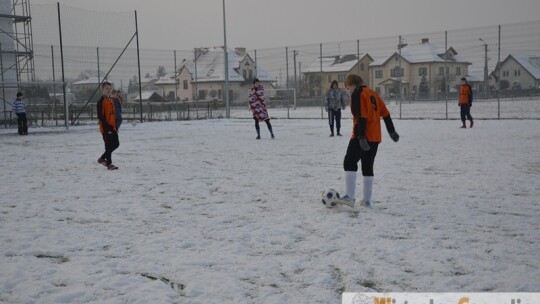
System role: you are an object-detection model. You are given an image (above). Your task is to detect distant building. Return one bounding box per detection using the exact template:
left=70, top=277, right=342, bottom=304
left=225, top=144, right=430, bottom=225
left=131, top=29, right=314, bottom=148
left=175, top=47, right=275, bottom=103
left=154, top=75, right=178, bottom=101
left=491, top=55, right=540, bottom=91
left=132, top=90, right=168, bottom=103
left=303, top=53, right=373, bottom=96
left=369, top=38, right=471, bottom=99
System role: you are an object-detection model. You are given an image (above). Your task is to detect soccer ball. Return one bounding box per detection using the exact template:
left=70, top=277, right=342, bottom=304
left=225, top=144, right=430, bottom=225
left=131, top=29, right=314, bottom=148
left=321, top=189, right=340, bottom=208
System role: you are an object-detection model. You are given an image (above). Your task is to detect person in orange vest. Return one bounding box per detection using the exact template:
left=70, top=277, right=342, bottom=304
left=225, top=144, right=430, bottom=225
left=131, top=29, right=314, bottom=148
left=459, top=77, right=474, bottom=128
left=334, top=74, right=399, bottom=207
left=96, top=81, right=120, bottom=170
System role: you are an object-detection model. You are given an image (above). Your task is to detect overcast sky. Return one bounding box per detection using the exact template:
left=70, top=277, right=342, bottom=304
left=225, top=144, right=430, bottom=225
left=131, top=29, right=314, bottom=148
left=34, top=0, right=540, bottom=50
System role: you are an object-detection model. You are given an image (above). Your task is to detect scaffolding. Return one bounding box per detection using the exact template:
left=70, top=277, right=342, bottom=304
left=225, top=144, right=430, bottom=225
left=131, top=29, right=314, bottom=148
left=0, top=0, right=34, bottom=83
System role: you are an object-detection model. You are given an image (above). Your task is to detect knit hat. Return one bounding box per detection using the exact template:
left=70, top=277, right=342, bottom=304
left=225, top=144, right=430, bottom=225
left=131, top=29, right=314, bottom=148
left=253, top=78, right=260, bottom=84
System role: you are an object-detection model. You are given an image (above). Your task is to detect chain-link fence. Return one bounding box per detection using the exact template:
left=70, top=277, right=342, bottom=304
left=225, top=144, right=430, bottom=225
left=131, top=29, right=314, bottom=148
left=2, top=4, right=540, bottom=130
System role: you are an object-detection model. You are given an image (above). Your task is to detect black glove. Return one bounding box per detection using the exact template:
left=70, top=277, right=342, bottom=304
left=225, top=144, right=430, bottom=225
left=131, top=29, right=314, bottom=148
left=359, top=138, right=370, bottom=151
left=468, top=102, right=472, bottom=107
left=389, top=131, right=400, bottom=142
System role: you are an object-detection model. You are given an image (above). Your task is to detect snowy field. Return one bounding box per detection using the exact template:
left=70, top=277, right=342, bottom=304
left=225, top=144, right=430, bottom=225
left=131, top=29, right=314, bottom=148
left=1, top=118, right=539, bottom=303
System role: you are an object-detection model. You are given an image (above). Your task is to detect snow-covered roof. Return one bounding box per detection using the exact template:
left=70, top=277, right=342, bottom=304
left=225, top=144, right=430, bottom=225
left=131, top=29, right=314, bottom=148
left=304, top=54, right=369, bottom=73
left=180, top=47, right=274, bottom=83
left=72, top=77, right=104, bottom=85
left=463, top=71, right=484, bottom=82
left=509, top=55, right=540, bottom=79
left=370, top=41, right=470, bottom=67
left=133, top=90, right=157, bottom=101
left=154, top=74, right=176, bottom=85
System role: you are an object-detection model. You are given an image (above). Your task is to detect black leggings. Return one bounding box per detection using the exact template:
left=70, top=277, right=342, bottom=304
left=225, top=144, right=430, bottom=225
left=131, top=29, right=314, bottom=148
left=255, top=118, right=272, bottom=130
left=101, top=131, right=120, bottom=166
left=328, top=109, right=341, bottom=130
left=460, top=104, right=473, bottom=122
left=343, top=139, right=379, bottom=176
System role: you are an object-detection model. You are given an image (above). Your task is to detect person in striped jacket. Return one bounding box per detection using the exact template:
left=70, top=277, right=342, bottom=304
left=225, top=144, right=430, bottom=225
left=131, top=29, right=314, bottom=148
left=12, top=92, right=28, bottom=135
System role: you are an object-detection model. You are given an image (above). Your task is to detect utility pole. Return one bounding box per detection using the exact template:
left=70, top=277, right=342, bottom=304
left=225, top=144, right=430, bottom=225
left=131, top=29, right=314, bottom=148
left=479, top=38, right=489, bottom=97
left=293, top=50, right=298, bottom=100
left=222, top=0, right=230, bottom=118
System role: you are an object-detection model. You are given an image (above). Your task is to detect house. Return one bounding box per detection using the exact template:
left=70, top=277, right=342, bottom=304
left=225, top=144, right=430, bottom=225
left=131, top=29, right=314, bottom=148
left=369, top=38, right=471, bottom=99
left=154, top=75, right=178, bottom=101
left=490, top=55, right=540, bottom=91
left=175, top=47, right=275, bottom=104
left=303, top=53, right=373, bottom=96
left=132, top=90, right=168, bottom=103
left=71, top=77, right=112, bottom=94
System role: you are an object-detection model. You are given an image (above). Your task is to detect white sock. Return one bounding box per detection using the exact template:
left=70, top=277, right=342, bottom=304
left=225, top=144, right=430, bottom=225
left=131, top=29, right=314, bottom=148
left=345, top=171, right=357, bottom=200
left=363, top=176, right=374, bottom=203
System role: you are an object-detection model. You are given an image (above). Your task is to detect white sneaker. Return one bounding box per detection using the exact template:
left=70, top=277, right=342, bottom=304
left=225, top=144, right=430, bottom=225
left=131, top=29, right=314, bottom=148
left=334, top=194, right=355, bottom=208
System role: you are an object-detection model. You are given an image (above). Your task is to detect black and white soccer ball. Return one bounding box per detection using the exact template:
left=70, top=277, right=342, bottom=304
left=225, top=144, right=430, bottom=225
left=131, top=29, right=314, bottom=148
left=321, top=189, right=340, bottom=208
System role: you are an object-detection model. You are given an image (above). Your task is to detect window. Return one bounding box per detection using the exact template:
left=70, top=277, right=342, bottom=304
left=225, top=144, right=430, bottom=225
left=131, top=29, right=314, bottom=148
left=249, top=70, right=253, bottom=79
left=515, top=70, right=521, bottom=76
left=360, top=63, right=364, bottom=71
left=183, top=80, right=188, bottom=90
left=375, top=87, right=381, bottom=94
left=439, top=67, right=444, bottom=75
left=391, top=66, right=404, bottom=77
left=375, top=70, right=383, bottom=79
left=328, top=75, right=332, bottom=82
left=456, top=67, right=461, bottom=76
left=338, top=74, right=346, bottom=82
left=243, top=70, right=247, bottom=79
left=419, top=67, right=427, bottom=76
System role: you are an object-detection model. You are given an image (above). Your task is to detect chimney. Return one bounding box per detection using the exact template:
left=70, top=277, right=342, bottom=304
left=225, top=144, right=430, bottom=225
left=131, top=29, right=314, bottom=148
left=235, top=47, right=246, bottom=56
left=421, top=38, right=429, bottom=44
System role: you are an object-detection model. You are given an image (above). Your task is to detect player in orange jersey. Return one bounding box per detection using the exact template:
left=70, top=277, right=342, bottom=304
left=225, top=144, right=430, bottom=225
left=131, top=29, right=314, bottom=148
left=96, top=81, right=120, bottom=170
left=458, top=77, right=474, bottom=128
left=335, top=74, right=399, bottom=207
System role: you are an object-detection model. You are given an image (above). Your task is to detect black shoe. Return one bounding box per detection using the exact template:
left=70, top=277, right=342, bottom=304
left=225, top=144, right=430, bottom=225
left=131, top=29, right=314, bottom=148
left=330, top=133, right=334, bottom=137
left=337, top=133, right=342, bottom=136
left=271, top=134, right=275, bottom=139
left=256, top=136, right=261, bottom=140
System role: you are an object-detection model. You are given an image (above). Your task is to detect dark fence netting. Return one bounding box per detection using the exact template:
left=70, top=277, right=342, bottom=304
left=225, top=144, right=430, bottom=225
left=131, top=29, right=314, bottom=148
left=2, top=4, right=539, bottom=130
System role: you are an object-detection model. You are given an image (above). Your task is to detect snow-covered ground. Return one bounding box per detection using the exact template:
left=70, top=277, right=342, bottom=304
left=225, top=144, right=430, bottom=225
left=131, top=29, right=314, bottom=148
left=1, top=118, right=539, bottom=303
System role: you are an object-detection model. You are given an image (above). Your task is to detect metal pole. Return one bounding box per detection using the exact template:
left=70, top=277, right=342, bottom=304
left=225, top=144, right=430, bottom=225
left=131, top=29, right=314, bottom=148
left=135, top=10, right=143, bottom=122
left=445, top=31, right=448, bottom=120
left=57, top=3, right=68, bottom=129
left=285, top=47, right=289, bottom=111
left=285, top=47, right=289, bottom=92
left=1, top=43, right=5, bottom=127
left=293, top=50, right=298, bottom=110
left=497, top=25, right=501, bottom=119
left=320, top=43, right=323, bottom=119
left=484, top=43, right=488, bottom=97
left=51, top=45, right=57, bottom=123
left=97, top=47, right=100, bottom=84
left=357, top=39, right=360, bottom=75
left=254, top=49, right=257, bottom=78
left=222, top=0, right=230, bottom=118
left=194, top=48, right=199, bottom=119
left=398, top=35, right=402, bottom=118
left=174, top=50, right=178, bottom=119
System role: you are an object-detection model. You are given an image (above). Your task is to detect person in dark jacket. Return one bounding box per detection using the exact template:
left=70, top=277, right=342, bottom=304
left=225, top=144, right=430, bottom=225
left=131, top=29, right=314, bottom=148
left=96, top=82, right=120, bottom=170
left=325, top=80, right=346, bottom=136
left=458, top=77, right=474, bottom=128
